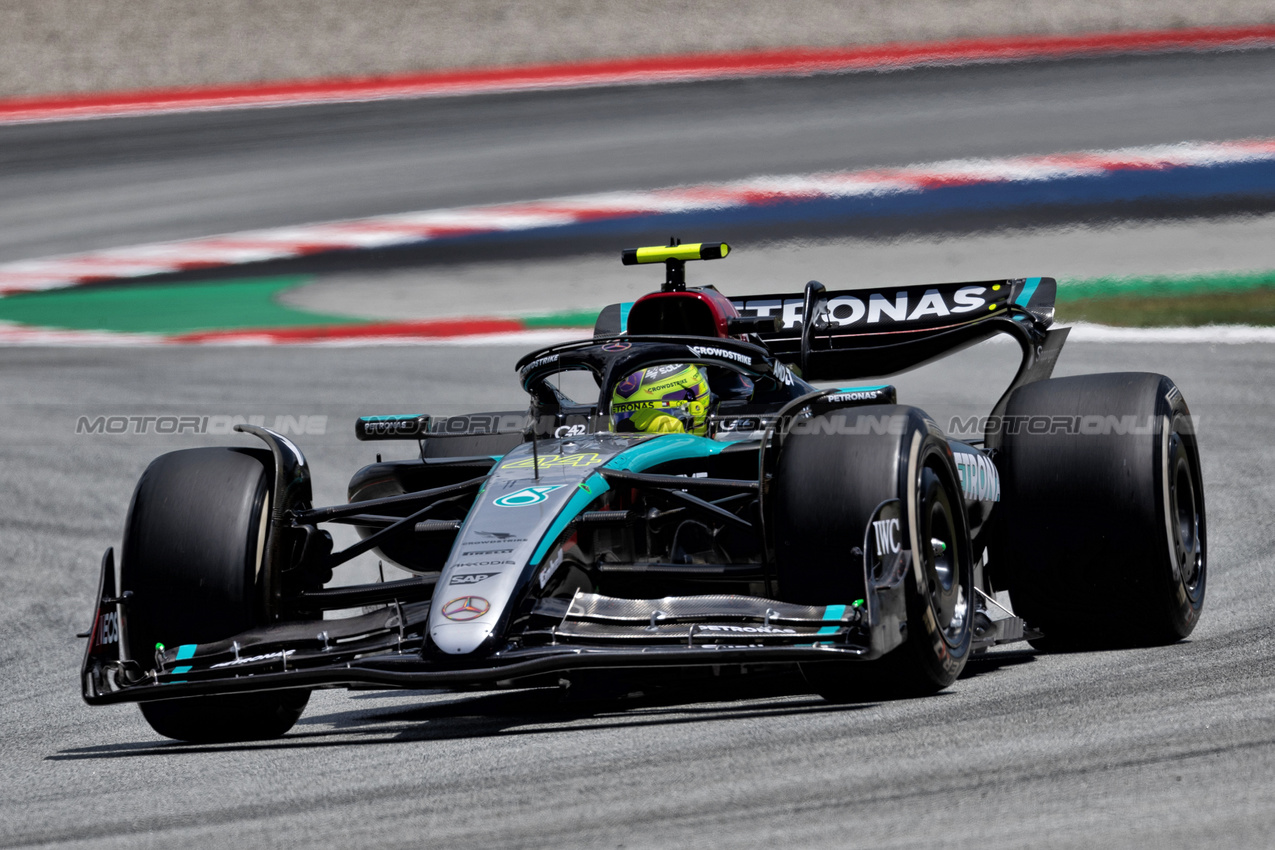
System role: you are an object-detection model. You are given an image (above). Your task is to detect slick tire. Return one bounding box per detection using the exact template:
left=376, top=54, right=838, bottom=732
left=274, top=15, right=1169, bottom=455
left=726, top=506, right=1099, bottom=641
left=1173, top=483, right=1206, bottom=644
left=772, top=406, right=975, bottom=700
left=121, top=447, right=310, bottom=742
left=991, top=373, right=1206, bottom=650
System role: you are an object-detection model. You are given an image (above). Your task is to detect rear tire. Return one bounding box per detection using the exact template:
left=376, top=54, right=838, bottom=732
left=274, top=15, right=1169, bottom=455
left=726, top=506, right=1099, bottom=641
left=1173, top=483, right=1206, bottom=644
left=992, top=372, right=1206, bottom=650
left=773, top=406, right=974, bottom=700
left=121, top=447, right=310, bottom=742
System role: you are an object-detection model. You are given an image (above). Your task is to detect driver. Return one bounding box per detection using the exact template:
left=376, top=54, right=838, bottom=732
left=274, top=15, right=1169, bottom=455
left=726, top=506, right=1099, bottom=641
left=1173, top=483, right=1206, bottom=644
left=609, top=363, right=711, bottom=436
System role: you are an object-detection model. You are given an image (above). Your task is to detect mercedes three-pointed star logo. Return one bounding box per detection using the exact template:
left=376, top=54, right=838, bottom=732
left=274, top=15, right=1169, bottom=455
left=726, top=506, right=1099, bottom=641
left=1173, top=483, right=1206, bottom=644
left=441, top=596, right=491, bottom=621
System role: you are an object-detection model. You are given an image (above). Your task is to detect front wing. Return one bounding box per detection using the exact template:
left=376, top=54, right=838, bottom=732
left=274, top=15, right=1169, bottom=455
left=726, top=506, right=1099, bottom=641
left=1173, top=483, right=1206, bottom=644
left=81, top=546, right=1029, bottom=705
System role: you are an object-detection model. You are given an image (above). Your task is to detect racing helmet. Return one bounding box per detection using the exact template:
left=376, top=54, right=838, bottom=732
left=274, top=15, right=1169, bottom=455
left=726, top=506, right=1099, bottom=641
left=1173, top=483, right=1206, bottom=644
left=609, top=363, right=711, bottom=436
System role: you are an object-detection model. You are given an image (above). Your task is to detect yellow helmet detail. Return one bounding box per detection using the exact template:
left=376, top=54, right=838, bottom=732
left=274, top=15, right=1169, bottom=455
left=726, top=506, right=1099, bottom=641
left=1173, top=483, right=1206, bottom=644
left=609, top=364, right=711, bottom=437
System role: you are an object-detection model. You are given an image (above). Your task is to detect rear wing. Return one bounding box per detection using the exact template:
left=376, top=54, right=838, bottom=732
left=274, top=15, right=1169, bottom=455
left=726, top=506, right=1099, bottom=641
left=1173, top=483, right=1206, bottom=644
left=593, top=276, right=1066, bottom=449
left=730, top=277, right=1055, bottom=378
left=594, top=261, right=1065, bottom=448
left=730, top=277, right=1055, bottom=338
left=595, top=277, right=1056, bottom=380
left=739, top=277, right=1068, bottom=451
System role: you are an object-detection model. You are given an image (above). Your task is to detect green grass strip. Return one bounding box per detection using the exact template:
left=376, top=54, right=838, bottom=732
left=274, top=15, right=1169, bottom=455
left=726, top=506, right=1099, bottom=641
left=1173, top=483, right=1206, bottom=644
left=1058, top=270, right=1275, bottom=300
left=10, top=269, right=1274, bottom=336
left=520, top=309, right=600, bottom=328
left=1056, top=270, right=1275, bottom=327
left=0, top=276, right=361, bottom=334
left=1057, top=289, right=1275, bottom=327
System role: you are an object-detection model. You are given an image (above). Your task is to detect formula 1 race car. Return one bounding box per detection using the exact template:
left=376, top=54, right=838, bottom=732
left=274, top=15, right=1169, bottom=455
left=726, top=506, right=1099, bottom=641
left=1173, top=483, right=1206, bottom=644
left=80, top=240, right=1207, bottom=742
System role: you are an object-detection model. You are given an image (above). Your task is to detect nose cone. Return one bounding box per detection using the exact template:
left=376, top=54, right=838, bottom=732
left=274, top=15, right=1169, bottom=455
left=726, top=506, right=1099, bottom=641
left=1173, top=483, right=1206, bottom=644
left=430, top=622, right=495, bottom=655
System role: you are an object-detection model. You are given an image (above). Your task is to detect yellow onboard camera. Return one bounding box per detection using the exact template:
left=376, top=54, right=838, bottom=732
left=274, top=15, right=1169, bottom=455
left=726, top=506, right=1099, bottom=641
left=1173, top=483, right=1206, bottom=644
left=621, top=238, right=730, bottom=290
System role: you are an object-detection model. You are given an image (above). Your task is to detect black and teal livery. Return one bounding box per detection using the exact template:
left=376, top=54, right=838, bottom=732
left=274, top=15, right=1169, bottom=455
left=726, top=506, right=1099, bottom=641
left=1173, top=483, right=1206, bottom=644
left=80, top=242, right=1207, bottom=743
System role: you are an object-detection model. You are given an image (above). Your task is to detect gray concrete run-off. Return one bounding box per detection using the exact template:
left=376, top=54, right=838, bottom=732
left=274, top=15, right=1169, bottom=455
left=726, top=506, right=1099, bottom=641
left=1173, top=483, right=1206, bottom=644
left=0, top=339, right=1272, bottom=848
left=283, top=214, right=1275, bottom=320
left=4, top=0, right=1274, bottom=98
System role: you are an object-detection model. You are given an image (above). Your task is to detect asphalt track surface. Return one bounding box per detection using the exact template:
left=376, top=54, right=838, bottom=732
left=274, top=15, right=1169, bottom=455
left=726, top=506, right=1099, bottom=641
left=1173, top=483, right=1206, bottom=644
left=2, top=48, right=1275, bottom=263
left=3, top=339, right=1274, bottom=849
left=3, top=50, right=1275, bottom=849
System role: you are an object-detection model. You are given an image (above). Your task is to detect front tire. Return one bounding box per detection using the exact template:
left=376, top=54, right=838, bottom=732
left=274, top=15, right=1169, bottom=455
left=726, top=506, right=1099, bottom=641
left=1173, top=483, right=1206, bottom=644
left=121, top=447, right=310, bottom=742
left=772, top=406, right=974, bottom=699
left=881, top=459, right=974, bottom=693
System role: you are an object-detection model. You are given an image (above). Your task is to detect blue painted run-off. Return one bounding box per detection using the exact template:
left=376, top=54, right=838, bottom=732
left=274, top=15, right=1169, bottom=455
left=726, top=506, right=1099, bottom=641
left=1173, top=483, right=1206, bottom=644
left=441, top=158, right=1275, bottom=245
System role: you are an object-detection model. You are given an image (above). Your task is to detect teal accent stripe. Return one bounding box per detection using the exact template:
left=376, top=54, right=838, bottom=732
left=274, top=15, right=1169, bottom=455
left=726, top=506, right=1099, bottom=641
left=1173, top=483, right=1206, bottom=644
left=171, top=644, right=197, bottom=675
left=528, top=435, right=727, bottom=565
left=529, top=474, right=611, bottom=564
left=603, top=434, right=727, bottom=473
left=817, top=603, right=847, bottom=636
left=1015, top=277, right=1042, bottom=307
left=618, top=302, right=633, bottom=333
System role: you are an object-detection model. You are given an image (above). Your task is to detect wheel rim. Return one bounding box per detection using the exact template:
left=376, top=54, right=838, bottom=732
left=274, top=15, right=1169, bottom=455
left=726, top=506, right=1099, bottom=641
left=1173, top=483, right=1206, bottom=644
left=930, top=505, right=955, bottom=594
left=920, top=466, right=967, bottom=644
left=1168, top=433, right=1205, bottom=593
